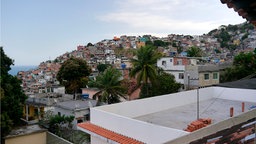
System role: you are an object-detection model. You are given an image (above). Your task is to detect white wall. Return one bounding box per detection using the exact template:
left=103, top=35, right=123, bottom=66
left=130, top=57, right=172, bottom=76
left=90, top=108, right=188, bottom=144
left=157, top=57, right=173, bottom=70
left=95, top=87, right=214, bottom=118
left=88, top=87, right=256, bottom=143
left=54, top=107, right=90, bottom=129
left=213, top=87, right=256, bottom=102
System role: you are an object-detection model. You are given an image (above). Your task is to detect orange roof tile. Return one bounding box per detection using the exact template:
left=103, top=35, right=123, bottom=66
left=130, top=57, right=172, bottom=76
left=78, top=122, right=144, bottom=144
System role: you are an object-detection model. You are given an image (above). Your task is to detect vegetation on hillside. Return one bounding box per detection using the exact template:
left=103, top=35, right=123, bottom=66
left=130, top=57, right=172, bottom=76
left=220, top=51, right=256, bottom=82
left=57, top=57, right=92, bottom=94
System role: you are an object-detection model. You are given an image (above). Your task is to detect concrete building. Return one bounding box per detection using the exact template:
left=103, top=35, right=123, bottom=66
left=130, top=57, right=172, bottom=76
left=23, top=93, right=73, bottom=124
left=54, top=99, right=97, bottom=129
left=185, top=65, right=220, bottom=89
left=78, top=86, right=256, bottom=144
left=157, top=57, right=197, bottom=85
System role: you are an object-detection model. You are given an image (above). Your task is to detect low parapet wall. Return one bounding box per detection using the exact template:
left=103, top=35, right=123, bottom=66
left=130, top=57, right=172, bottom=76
left=165, top=109, right=256, bottom=144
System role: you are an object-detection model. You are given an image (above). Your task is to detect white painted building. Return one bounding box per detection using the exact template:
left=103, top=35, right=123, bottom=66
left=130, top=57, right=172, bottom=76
left=78, top=87, right=256, bottom=144
left=157, top=57, right=185, bottom=84
left=157, top=57, right=197, bottom=84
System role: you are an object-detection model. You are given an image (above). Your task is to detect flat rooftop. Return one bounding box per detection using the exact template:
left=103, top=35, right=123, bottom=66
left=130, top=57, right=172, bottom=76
left=5, top=125, right=47, bottom=139
left=135, top=98, right=256, bottom=130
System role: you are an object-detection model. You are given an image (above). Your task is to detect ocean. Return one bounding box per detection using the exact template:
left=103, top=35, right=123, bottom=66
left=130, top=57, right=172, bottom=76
left=9, top=65, right=37, bottom=76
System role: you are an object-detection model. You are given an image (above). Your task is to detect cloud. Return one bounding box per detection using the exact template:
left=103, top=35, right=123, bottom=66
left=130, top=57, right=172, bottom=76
left=98, top=0, right=245, bottom=35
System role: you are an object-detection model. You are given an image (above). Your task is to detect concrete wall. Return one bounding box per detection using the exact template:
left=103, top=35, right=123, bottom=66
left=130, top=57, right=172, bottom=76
left=5, top=131, right=47, bottom=144
left=166, top=109, right=256, bottom=144
left=46, top=132, right=72, bottom=144
left=54, top=107, right=90, bottom=129
left=95, top=87, right=214, bottom=118
left=90, top=108, right=188, bottom=144
left=199, top=72, right=219, bottom=86
left=89, top=87, right=256, bottom=143
left=213, top=87, right=256, bottom=102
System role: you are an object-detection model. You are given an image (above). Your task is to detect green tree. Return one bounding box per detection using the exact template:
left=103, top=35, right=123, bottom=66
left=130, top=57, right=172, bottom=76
left=187, top=46, right=203, bottom=57
left=97, top=64, right=111, bottom=73
left=140, top=72, right=181, bottom=98
left=220, top=52, right=256, bottom=82
left=153, top=40, right=169, bottom=47
left=57, top=57, right=91, bottom=94
left=86, top=42, right=94, bottom=47
left=1, top=47, right=27, bottom=142
left=129, top=45, right=162, bottom=98
left=88, top=67, right=126, bottom=104
left=49, top=114, right=75, bottom=135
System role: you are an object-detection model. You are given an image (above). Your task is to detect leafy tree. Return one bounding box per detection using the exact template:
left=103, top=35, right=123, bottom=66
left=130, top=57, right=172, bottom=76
left=86, top=42, right=94, bottom=47
left=57, top=57, right=91, bottom=94
left=208, top=29, right=218, bottom=35
left=241, top=33, right=248, bottom=40
left=129, top=45, right=162, bottom=97
left=140, top=72, right=181, bottom=98
left=220, top=51, right=256, bottom=82
left=153, top=40, right=169, bottom=47
left=187, top=46, right=203, bottom=57
left=215, top=29, right=231, bottom=48
left=145, top=40, right=153, bottom=46
left=1, top=47, right=27, bottom=142
left=49, top=114, right=75, bottom=135
left=97, top=64, right=111, bottom=73
left=88, top=67, right=126, bottom=104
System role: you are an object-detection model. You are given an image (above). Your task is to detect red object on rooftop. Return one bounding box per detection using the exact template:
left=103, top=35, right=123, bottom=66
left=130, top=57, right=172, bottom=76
left=185, top=118, right=212, bottom=132
left=78, top=122, right=144, bottom=144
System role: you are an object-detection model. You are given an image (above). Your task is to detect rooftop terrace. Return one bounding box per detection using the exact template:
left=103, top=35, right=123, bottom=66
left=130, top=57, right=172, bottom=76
left=79, top=87, right=256, bottom=143
left=135, top=98, right=255, bottom=130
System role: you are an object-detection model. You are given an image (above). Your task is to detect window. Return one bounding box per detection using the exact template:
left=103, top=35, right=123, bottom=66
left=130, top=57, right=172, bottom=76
left=162, top=61, right=166, bottom=66
left=58, top=112, right=61, bottom=116
left=170, top=59, right=172, bottom=62
left=179, top=73, right=184, bottom=79
left=204, top=74, right=209, bottom=80
left=85, top=114, right=90, bottom=121
left=213, top=73, right=218, bottom=79
left=177, top=59, right=182, bottom=65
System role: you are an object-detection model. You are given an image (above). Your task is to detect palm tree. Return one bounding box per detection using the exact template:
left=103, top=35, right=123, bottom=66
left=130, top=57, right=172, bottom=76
left=88, top=67, right=126, bottom=104
left=129, top=45, right=162, bottom=97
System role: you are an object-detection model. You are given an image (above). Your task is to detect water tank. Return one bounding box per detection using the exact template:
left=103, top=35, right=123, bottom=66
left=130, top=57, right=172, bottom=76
left=81, top=93, right=89, bottom=99
left=121, top=63, right=126, bottom=69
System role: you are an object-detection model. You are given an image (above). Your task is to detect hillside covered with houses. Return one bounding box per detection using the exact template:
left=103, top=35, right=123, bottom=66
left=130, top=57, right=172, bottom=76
left=17, top=22, right=255, bottom=96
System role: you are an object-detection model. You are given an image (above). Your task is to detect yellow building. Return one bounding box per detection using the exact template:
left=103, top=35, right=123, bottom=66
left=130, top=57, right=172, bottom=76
left=233, top=39, right=240, bottom=45
left=23, top=104, right=44, bottom=123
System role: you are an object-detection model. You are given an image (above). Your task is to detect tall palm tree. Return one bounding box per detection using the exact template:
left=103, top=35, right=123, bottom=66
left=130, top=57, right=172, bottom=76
left=88, top=67, right=126, bottom=104
left=129, top=45, right=162, bottom=97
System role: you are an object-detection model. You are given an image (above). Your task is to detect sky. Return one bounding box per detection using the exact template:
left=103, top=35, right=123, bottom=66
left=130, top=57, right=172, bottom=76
left=1, top=0, right=245, bottom=66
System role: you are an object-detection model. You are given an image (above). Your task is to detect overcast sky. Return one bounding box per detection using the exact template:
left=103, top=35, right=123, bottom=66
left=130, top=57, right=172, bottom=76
left=1, top=0, right=245, bottom=66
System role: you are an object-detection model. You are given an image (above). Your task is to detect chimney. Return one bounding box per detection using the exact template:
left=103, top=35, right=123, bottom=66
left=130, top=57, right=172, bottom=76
left=242, top=102, right=245, bottom=112
left=230, top=107, right=234, bottom=117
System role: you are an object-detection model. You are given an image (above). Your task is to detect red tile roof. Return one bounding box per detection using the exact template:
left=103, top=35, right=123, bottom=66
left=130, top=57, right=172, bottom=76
left=78, top=122, right=144, bottom=144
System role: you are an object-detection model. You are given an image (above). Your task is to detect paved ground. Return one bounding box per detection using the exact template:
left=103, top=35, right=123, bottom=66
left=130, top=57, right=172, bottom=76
left=135, top=98, right=256, bottom=130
